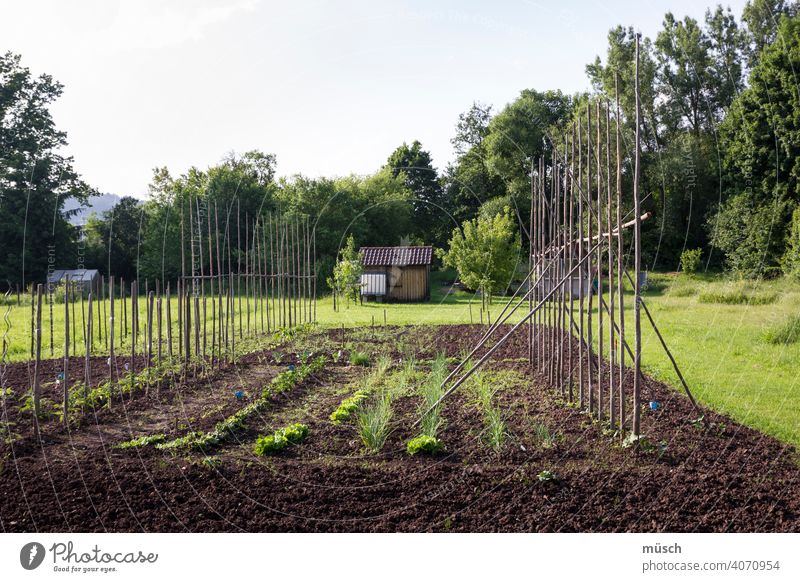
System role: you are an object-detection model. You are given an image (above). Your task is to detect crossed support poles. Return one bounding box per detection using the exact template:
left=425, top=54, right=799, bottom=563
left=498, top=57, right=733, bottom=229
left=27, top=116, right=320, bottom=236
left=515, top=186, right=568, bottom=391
left=416, top=36, right=705, bottom=437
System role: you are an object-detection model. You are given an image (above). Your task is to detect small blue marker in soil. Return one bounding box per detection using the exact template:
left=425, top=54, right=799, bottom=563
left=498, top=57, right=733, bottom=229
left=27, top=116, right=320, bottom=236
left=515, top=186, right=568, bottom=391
left=288, top=364, right=295, bottom=371
left=234, top=390, right=245, bottom=400
left=57, top=373, right=64, bottom=381
left=649, top=401, right=660, bottom=411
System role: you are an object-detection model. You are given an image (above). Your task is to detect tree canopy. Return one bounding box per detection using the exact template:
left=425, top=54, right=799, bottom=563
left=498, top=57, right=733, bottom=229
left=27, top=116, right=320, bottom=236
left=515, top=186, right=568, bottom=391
left=0, top=51, right=92, bottom=286
left=439, top=207, right=521, bottom=300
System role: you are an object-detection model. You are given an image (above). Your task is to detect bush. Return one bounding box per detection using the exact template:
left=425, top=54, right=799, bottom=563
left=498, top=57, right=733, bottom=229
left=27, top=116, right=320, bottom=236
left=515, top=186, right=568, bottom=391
left=253, top=423, right=309, bottom=456
left=763, top=314, right=800, bottom=345
left=707, top=192, right=789, bottom=278
left=680, top=248, right=702, bottom=274
left=406, top=435, right=444, bottom=455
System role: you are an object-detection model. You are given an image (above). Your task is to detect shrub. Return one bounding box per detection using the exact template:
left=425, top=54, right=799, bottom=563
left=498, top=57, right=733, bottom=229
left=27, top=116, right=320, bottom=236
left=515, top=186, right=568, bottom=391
left=781, top=205, right=800, bottom=280
left=708, top=192, right=789, bottom=278
left=679, top=248, right=702, bottom=274
left=253, top=423, right=309, bottom=456
left=406, top=434, right=444, bottom=455
left=763, top=314, right=800, bottom=345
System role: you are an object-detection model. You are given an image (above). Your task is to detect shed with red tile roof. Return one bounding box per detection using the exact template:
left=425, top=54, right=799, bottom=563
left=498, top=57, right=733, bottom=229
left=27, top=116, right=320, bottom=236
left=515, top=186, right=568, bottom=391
left=359, top=246, right=432, bottom=302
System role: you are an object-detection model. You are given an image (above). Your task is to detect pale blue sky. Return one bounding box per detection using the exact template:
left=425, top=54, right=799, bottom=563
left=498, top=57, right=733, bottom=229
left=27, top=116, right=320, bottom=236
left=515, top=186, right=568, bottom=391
left=1, top=0, right=748, bottom=197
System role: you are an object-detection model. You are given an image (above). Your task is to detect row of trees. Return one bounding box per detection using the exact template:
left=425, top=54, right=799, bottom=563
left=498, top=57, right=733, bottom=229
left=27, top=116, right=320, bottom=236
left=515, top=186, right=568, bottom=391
left=438, top=0, right=800, bottom=277
left=3, top=0, right=799, bottom=288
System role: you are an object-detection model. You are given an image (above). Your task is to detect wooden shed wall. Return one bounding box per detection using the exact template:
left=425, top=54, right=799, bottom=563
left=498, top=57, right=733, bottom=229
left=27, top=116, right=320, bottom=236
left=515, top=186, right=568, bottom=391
left=385, top=265, right=430, bottom=302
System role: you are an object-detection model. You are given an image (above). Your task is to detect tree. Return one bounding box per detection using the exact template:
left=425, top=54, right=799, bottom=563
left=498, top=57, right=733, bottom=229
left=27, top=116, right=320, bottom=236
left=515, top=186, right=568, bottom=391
left=386, top=141, right=447, bottom=247
left=438, top=207, right=521, bottom=304
left=443, top=102, right=507, bottom=228
left=781, top=205, right=800, bottom=279
left=451, top=102, right=493, bottom=156
left=655, top=13, right=714, bottom=135
left=705, top=5, right=747, bottom=114
left=0, top=52, right=92, bottom=287
left=83, top=196, right=143, bottom=281
left=586, top=27, right=660, bottom=149
left=707, top=192, right=789, bottom=277
left=742, top=0, right=798, bottom=67
left=484, top=89, right=573, bottom=196
left=136, top=151, right=278, bottom=283
left=712, top=13, right=800, bottom=276
left=327, top=235, right=363, bottom=309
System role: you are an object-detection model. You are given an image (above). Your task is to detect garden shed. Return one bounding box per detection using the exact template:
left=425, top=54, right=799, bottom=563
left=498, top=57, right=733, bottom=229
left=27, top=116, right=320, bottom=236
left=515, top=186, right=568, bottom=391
left=359, top=246, right=432, bottom=302
left=47, top=269, right=100, bottom=295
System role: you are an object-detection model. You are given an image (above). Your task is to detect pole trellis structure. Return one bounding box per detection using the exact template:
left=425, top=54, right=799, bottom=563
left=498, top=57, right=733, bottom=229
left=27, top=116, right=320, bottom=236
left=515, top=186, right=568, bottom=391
left=416, top=45, right=704, bottom=439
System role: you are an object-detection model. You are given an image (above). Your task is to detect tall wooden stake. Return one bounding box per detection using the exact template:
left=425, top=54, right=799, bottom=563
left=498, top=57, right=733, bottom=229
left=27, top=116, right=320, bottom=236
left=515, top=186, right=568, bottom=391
left=109, top=276, right=115, bottom=384
left=63, top=276, right=70, bottom=425
left=633, top=33, right=643, bottom=438
left=33, top=284, right=43, bottom=424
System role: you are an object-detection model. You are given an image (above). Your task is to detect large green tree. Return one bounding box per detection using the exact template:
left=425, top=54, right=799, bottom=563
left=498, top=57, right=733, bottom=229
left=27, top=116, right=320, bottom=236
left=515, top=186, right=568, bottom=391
left=439, top=207, right=521, bottom=302
left=742, top=0, right=799, bottom=67
left=442, top=103, right=507, bottom=228
left=137, top=150, right=277, bottom=282
left=386, top=141, right=447, bottom=246
left=484, top=89, right=573, bottom=196
left=0, top=52, right=92, bottom=287
left=83, top=196, right=143, bottom=281
left=711, top=13, right=800, bottom=276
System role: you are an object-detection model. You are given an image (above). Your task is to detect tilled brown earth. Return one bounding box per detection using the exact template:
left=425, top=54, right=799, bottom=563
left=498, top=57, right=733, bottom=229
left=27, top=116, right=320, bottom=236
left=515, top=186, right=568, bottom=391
left=0, top=324, right=798, bottom=532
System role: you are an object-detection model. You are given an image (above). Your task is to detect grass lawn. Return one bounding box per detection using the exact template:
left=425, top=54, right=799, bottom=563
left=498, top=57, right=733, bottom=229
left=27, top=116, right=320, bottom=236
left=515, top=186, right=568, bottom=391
left=622, top=272, right=800, bottom=449
left=2, top=270, right=799, bottom=448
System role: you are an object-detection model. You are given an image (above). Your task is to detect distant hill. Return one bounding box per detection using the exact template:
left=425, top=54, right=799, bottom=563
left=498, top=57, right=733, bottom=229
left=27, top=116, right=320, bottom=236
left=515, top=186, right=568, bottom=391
left=64, top=193, right=121, bottom=225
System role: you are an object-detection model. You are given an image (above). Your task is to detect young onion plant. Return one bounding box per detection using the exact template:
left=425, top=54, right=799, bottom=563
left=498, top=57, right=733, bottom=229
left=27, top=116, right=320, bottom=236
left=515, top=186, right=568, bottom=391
left=471, top=370, right=506, bottom=451
left=357, top=389, right=394, bottom=452
left=405, top=352, right=448, bottom=455
left=419, top=352, right=447, bottom=438
left=353, top=355, right=395, bottom=452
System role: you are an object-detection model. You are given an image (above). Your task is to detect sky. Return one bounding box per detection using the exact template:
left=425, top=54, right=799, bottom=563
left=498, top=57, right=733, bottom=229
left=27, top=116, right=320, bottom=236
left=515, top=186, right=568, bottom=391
left=1, top=0, right=750, bottom=198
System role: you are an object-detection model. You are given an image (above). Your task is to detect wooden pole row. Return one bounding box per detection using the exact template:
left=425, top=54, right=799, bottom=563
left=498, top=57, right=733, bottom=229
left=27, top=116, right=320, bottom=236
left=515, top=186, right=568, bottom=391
left=445, top=45, right=702, bottom=443
left=23, top=206, right=316, bottom=428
